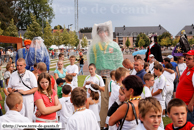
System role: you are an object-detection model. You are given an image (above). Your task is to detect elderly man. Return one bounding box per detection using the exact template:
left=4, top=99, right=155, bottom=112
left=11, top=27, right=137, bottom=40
left=8, top=58, right=37, bottom=121
left=122, top=58, right=136, bottom=75
left=134, top=59, right=147, bottom=84
left=176, top=50, right=194, bottom=123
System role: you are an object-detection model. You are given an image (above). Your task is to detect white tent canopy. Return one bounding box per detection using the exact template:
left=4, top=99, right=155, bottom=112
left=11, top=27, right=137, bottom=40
left=59, top=45, right=66, bottom=49
left=50, top=45, right=58, bottom=49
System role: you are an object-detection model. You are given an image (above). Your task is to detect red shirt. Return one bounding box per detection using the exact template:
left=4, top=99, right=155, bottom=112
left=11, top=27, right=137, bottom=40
left=165, top=122, right=194, bottom=130
left=34, top=89, right=57, bottom=122
left=176, top=67, right=194, bottom=105
left=50, top=75, right=55, bottom=89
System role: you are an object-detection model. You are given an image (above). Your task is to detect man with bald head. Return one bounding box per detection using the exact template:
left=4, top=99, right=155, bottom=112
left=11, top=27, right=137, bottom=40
left=122, top=59, right=136, bottom=75
left=8, top=58, right=37, bottom=121
left=134, top=59, right=147, bottom=84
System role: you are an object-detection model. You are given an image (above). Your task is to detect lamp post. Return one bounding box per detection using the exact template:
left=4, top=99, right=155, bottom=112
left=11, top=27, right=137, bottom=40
left=68, top=24, right=73, bottom=32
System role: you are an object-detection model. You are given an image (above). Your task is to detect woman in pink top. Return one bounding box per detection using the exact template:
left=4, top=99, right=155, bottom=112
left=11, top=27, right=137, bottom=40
left=34, top=72, right=62, bottom=123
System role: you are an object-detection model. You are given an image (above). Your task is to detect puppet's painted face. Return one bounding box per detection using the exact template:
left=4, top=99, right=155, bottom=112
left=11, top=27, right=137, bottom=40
left=151, top=37, right=154, bottom=43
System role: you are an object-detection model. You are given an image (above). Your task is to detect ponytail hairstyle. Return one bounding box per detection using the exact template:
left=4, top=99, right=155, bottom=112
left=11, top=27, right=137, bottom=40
left=90, top=84, right=99, bottom=100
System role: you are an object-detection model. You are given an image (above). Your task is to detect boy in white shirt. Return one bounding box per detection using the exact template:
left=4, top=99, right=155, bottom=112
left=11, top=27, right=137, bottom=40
left=66, top=55, right=79, bottom=87
left=0, top=92, right=31, bottom=129
left=58, top=85, right=74, bottom=130
left=141, top=73, right=154, bottom=99
left=177, top=56, right=186, bottom=76
left=65, top=74, right=74, bottom=90
left=108, top=70, right=116, bottom=97
left=66, top=87, right=100, bottom=130
left=152, top=64, right=166, bottom=128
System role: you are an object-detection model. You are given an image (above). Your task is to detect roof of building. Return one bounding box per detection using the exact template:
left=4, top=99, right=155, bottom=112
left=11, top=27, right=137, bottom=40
left=115, top=25, right=170, bottom=37
left=79, top=33, right=92, bottom=39
left=175, top=24, right=194, bottom=36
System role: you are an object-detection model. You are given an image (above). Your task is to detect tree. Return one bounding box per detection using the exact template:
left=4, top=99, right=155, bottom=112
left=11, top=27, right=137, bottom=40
left=53, top=25, right=63, bottom=46
left=81, top=34, right=88, bottom=48
left=61, top=25, right=70, bottom=45
left=138, top=38, right=145, bottom=47
left=0, top=22, right=3, bottom=35
left=3, top=19, right=18, bottom=37
left=125, top=37, right=130, bottom=48
left=158, top=32, right=172, bottom=45
left=43, top=20, right=53, bottom=47
left=16, top=0, right=55, bottom=29
left=79, top=27, right=92, bottom=33
left=172, top=38, right=180, bottom=46
left=24, top=14, right=43, bottom=40
left=160, top=37, right=172, bottom=46
left=188, top=38, right=194, bottom=45
left=135, top=33, right=149, bottom=47
left=54, top=25, right=63, bottom=29
left=69, top=31, right=77, bottom=47
left=74, top=31, right=79, bottom=48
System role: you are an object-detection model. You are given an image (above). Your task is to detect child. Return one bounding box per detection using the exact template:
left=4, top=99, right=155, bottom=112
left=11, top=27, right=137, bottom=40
left=56, top=53, right=65, bottom=69
left=32, top=63, right=38, bottom=79
left=66, top=87, right=100, bottom=130
left=56, top=78, right=66, bottom=98
left=152, top=64, right=166, bottom=128
left=58, top=85, right=74, bottom=130
left=0, top=65, right=3, bottom=92
left=144, top=62, right=150, bottom=73
left=166, top=98, right=194, bottom=130
left=86, top=84, right=101, bottom=126
left=66, top=55, right=79, bottom=88
left=0, top=92, right=31, bottom=124
left=34, top=72, right=62, bottom=122
left=177, top=56, right=186, bottom=76
left=141, top=73, right=154, bottom=99
left=136, top=97, right=163, bottom=130
left=65, top=74, right=74, bottom=90
left=108, top=70, right=115, bottom=97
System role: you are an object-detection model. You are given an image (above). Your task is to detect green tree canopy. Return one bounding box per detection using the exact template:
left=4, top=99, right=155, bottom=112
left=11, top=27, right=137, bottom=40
left=69, top=31, right=78, bottom=47
left=54, top=25, right=63, bottom=29
left=16, top=0, right=54, bottom=29
left=80, top=27, right=92, bottom=33
left=160, top=37, right=172, bottom=46
left=138, top=38, right=145, bottom=47
left=53, top=25, right=63, bottom=46
left=172, top=38, right=180, bottom=46
left=158, top=32, right=172, bottom=45
left=0, top=22, right=3, bottom=35
left=188, top=38, right=194, bottom=45
left=3, top=19, right=18, bottom=37
left=43, top=20, right=53, bottom=47
left=81, top=34, right=88, bottom=48
left=24, top=14, right=43, bottom=40
left=135, top=33, right=149, bottom=47
left=61, top=25, right=70, bottom=46
left=125, top=37, right=130, bottom=48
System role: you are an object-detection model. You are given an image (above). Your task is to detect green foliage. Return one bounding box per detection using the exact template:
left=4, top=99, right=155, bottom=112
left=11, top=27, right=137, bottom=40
left=74, top=32, right=79, bottom=48
left=81, top=34, right=88, bottom=48
left=125, top=37, right=130, bottom=48
left=160, top=37, right=172, bottom=46
left=0, top=22, right=3, bottom=35
left=172, top=38, right=180, bottom=46
left=158, top=32, right=172, bottom=46
left=3, top=19, right=18, bottom=37
left=54, top=25, right=63, bottom=29
left=61, top=25, right=70, bottom=45
left=136, top=33, right=149, bottom=47
left=188, top=38, right=194, bottom=45
left=53, top=25, right=63, bottom=46
left=43, top=20, right=53, bottom=47
left=138, top=38, right=145, bottom=47
left=16, top=0, right=55, bottom=29
left=69, top=31, right=79, bottom=47
left=24, top=14, right=43, bottom=40
left=80, top=27, right=92, bottom=33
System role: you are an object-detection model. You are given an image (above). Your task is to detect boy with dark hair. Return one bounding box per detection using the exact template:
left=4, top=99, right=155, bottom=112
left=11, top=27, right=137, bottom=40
left=166, top=98, right=194, bottom=130
left=65, top=74, right=74, bottom=90
left=58, top=85, right=74, bottom=130
left=56, top=78, right=66, bottom=98
left=66, top=87, right=100, bottom=130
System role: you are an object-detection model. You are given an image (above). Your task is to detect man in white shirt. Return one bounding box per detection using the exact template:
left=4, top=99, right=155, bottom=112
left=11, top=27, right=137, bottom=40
left=122, top=58, right=137, bottom=75
left=7, top=58, right=37, bottom=121
left=66, top=55, right=79, bottom=87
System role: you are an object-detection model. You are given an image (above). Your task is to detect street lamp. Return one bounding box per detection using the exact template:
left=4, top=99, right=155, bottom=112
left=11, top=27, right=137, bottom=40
left=68, top=24, right=73, bottom=32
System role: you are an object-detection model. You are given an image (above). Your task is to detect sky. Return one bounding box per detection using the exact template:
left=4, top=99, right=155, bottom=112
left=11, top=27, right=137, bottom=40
left=51, top=0, right=194, bottom=37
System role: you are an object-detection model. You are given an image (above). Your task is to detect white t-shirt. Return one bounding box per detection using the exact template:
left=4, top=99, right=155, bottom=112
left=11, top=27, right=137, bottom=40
left=66, top=64, right=79, bottom=87
left=140, top=86, right=151, bottom=99
left=108, top=79, right=115, bottom=92
left=178, top=63, right=187, bottom=76
left=152, top=74, right=166, bottom=101
left=149, top=62, right=154, bottom=72
left=163, top=71, right=175, bottom=91
left=66, top=109, right=100, bottom=130
left=66, top=83, right=75, bottom=90
left=129, top=68, right=137, bottom=75
left=58, top=97, right=74, bottom=129
left=109, top=83, right=120, bottom=108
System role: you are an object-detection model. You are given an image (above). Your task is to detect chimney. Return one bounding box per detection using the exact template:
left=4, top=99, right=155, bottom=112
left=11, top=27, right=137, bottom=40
left=159, top=24, right=161, bottom=30
left=123, top=25, right=125, bottom=30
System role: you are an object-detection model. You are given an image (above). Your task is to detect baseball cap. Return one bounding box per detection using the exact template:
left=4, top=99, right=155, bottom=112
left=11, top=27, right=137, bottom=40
left=149, top=54, right=154, bottom=58
left=56, top=78, right=66, bottom=85
left=167, top=55, right=173, bottom=59
left=85, top=85, right=99, bottom=92
left=183, top=50, right=194, bottom=56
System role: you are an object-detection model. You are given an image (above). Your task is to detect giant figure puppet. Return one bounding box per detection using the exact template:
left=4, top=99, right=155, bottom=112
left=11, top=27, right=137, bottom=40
left=15, top=39, right=31, bottom=65
left=88, top=21, right=123, bottom=127
left=25, top=36, right=50, bottom=71
left=144, top=34, right=163, bottom=62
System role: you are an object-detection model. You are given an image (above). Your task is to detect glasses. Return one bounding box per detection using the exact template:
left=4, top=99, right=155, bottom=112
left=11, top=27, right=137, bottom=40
left=185, top=58, right=193, bottom=60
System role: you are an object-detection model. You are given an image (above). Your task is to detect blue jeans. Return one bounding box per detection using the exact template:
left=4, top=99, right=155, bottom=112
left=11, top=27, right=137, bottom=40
left=187, top=108, right=194, bottom=124
left=79, top=64, right=84, bottom=75
left=0, top=80, right=3, bottom=88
